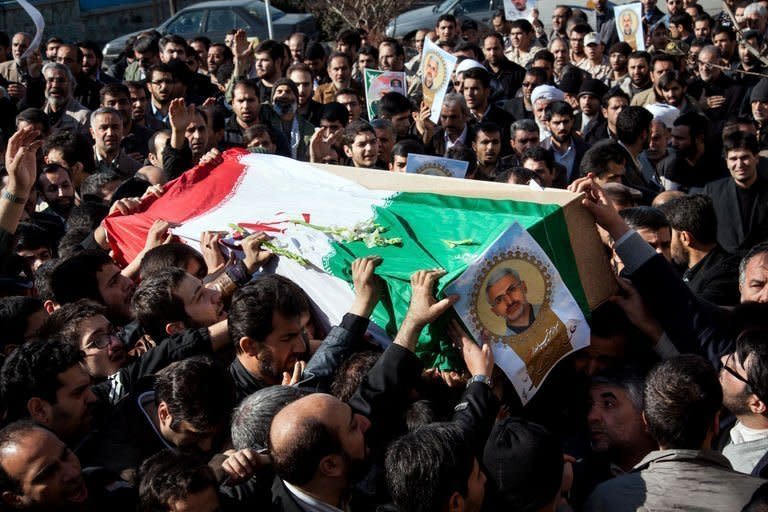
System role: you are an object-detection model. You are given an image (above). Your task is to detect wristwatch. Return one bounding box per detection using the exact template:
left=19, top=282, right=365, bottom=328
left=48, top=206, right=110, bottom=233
left=467, top=374, right=491, bottom=388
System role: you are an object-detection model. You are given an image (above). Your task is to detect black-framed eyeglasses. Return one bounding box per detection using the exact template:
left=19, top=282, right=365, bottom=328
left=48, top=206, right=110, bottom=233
left=722, top=352, right=753, bottom=390
left=83, top=326, right=122, bottom=350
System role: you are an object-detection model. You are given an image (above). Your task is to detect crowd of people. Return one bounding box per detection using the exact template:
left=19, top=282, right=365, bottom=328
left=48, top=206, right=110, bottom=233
left=3, top=0, right=768, bottom=509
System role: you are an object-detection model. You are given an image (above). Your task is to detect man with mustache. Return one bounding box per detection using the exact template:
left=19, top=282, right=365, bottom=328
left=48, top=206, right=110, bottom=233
left=0, top=421, right=136, bottom=510
left=42, top=62, right=90, bottom=136
left=36, top=163, right=75, bottom=221
left=90, top=107, right=142, bottom=177
left=485, top=267, right=540, bottom=335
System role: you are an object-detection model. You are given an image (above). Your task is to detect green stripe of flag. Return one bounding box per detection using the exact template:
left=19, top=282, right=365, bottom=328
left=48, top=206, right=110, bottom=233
left=325, top=192, right=588, bottom=370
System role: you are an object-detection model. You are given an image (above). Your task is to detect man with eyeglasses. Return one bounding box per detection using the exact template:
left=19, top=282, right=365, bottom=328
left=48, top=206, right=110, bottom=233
left=502, top=68, right=546, bottom=121
left=569, top=24, right=591, bottom=67
left=42, top=290, right=231, bottom=405
left=550, top=6, right=573, bottom=42
left=147, top=63, right=180, bottom=127
left=485, top=267, right=539, bottom=335
left=719, top=330, right=768, bottom=476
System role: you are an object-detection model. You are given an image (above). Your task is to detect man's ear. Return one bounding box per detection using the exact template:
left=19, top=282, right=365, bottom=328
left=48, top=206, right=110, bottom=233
left=27, top=397, right=51, bottom=427
left=239, top=336, right=259, bottom=356
left=165, top=321, right=186, bottom=336
left=43, top=300, right=58, bottom=314
left=157, top=400, right=171, bottom=426
left=679, top=230, right=692, bottom=247
left=343, top=145, right=353, bottom=158
left=318, top=454, right=344, bottom=478
left=749, top=395, right=767, bottom=416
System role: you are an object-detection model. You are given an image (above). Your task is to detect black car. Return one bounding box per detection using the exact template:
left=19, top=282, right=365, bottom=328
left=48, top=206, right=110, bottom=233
left=103, top=0, right=316, bottom=66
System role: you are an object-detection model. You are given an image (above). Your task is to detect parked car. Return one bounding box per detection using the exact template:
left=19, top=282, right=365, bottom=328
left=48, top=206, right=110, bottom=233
left=385, top=0, right=503, bottom=39
left=102, top=0, right=317, bottom=67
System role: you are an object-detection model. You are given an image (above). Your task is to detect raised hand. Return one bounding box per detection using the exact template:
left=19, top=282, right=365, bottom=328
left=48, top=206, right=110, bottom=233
left=4, top=127, right=42, bottom=196
left=168, top=98, right=196, bottom=133
left=349, top=256, right=383, bottom=318
left=447, top=319, right=494, bottom=378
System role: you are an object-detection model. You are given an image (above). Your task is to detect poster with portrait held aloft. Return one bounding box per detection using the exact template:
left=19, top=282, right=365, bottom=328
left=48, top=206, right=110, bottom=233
left=503, top=0, right=537, bottom=21
left=614, top=3, right=645, bottom=51
left=445, top=222, right=589, bottom=404
left=363, top=69, right=407, bottom=121
left=405, top=154, right=469, bottom=179
left=419, top=38, right=458, bottom=124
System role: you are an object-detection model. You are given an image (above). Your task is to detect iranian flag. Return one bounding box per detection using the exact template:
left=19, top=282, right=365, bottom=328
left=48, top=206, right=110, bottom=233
left=104, top=149, right=589, bottom=373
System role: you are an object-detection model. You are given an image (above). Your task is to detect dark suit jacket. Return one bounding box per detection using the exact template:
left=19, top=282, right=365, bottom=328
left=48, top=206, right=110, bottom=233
left=629, top=253, right=732, bottom=370
left=500, top=97, right=533, bottom=121
left=703, top=173, right=768, bottom=254
left=482, top=105, right=515, bottom=156
left=425, top=124, right=477, bottom=157
left=546, top=134, right=589, bottom=185
left=682, top=244, right=740, bottom=306
left=575, top=113, right=609, bottom=146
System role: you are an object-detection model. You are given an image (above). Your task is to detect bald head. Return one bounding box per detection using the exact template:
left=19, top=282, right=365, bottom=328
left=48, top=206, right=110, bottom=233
left=269, top=393, right=370, bottom=488
left=652, top=190, right=686, bottom=207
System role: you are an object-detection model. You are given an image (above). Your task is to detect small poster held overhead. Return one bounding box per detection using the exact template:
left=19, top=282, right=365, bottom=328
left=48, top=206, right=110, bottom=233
left=614, top=3, right=645, bottom=51
left=363, top=68, right=407, bottom=120
left=405, top=154, right=469, bottom=179
left=445, top=222, right=589, bottom=404
left=420, top=38, right=458, bottom=124
left=503, top=0, right=537, bottom=21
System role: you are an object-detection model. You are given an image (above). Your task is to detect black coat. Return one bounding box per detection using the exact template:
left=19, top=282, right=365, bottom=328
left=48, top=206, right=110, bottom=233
left=703, top=173, right=768, bottom=254
left=545, top=134, right=590, bottom=185
left=682, top=245, right=740, bottom=307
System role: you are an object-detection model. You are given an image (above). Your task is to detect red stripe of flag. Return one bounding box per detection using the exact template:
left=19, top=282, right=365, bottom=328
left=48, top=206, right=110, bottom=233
left=104, top=149, right=249, bottom=266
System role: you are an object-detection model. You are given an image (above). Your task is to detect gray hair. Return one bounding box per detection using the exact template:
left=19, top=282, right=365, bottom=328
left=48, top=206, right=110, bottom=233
left=442, top=92, right=470, bottom=118
left=89, top=106, right=122, bottom=127
left=231, top=386, right=303, bottom=450
left=739, top=242, right=768, bottom=288
left=42, top=61, right=77, bottom=91
left=698, top=44, right=720, bottom=60
left=548, top=36, right=570, bottom=51
left=512, top=118, right=539, bottom=134
left=370, top=118, right=394, bottom=136
left=745, top=2, right=768, bottom=18
left=591, top=366, right=646, bottom=412
left=485, top=267, right=522, bottom=303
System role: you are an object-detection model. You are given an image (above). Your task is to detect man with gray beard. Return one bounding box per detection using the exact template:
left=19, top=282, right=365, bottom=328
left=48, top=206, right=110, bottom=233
left=41, top=62, right=90, bottom=136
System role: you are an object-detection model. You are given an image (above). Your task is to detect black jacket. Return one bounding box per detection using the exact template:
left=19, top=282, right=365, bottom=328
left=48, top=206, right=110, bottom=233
left=93, top=327, right=214, bottom=405
left=546, top=134, right=590, bottom=185
left=629, top=252, right=733, bottom=369
left=682, top=245, right=740, bottom=307
left=703, top=173, right=768, bottom=254
left=229, top=312, right=371, bottom=402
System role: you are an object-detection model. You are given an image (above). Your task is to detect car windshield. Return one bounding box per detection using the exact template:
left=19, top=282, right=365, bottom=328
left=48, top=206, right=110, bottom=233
left=436, top=0, right=460, bottom=12
left=245, top=1, right=284, bottom=20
